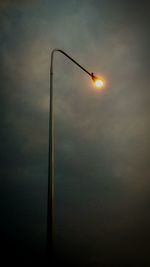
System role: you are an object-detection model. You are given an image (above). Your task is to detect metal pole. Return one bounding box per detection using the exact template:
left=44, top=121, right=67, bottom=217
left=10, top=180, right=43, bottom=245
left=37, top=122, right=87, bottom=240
left=47, top=49, right=55, bottom=258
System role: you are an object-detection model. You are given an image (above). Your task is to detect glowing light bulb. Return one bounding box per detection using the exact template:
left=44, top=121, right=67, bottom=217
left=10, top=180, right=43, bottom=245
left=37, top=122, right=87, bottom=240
left=91, top=73, right=105, bottom=89
left=95, top=79, right=104, bottom=88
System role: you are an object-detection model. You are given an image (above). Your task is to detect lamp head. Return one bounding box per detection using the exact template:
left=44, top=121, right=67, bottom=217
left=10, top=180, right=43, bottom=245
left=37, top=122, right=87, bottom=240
left=91, top=73, right=105, bottom=89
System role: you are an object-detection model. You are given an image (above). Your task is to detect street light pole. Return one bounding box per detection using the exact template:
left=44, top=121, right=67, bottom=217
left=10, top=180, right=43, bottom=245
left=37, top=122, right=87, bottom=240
left=47, top=49, right=104, bottom=257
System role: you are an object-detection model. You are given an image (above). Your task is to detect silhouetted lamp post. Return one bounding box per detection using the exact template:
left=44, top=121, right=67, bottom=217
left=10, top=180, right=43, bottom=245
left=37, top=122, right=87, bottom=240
left=47, top=49, right=105, bottom=255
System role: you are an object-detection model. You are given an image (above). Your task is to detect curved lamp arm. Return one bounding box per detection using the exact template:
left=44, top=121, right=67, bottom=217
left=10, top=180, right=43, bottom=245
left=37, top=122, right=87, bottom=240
left=50, top=49, right=92, bottom=77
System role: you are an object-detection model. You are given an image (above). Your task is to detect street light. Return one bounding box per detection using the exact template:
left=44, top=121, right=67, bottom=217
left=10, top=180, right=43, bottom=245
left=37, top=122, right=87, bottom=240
left=47, top=49, right=105, bottom=256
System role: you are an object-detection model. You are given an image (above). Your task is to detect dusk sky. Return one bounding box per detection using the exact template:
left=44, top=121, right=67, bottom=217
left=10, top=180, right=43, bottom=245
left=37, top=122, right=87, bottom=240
left=1, top=0, right=150, bottom=265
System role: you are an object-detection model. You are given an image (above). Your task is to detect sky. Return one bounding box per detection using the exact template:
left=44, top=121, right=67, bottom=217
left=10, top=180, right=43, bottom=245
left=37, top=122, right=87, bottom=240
left=1, top=0, right=150, bottom=265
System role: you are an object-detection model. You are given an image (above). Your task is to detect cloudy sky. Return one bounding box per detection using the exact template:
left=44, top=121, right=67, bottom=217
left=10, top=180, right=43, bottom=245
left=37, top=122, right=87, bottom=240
left=1, top=0, right=150, bottom=265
